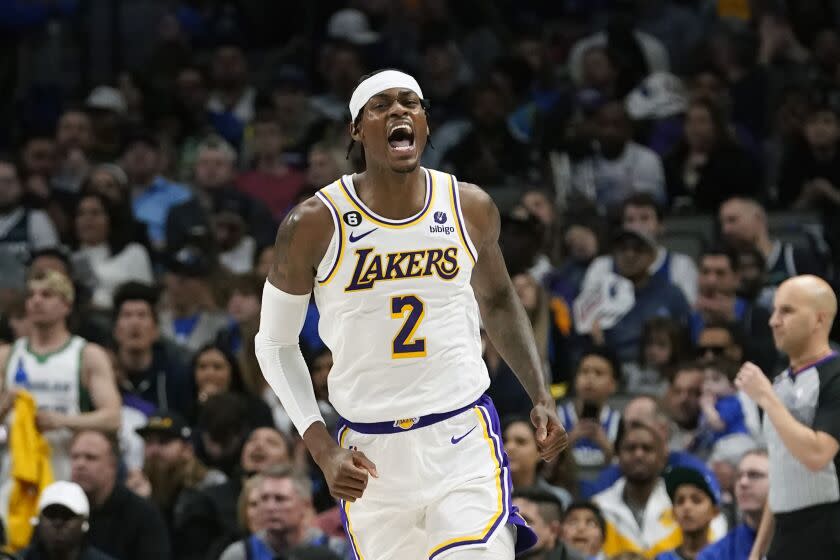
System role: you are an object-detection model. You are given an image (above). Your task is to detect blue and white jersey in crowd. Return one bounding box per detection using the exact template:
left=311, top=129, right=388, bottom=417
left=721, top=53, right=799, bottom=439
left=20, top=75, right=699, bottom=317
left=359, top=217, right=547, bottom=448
left=558, top=401, right=621, bottom=467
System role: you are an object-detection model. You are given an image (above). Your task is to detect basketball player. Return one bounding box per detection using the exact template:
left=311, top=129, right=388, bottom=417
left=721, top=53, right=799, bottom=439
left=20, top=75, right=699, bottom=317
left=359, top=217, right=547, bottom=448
left=255, top=70, right=568, bottom=559
left=0, top=270, right=121, bottom=482
left=735, top=275, right=839, bottom=560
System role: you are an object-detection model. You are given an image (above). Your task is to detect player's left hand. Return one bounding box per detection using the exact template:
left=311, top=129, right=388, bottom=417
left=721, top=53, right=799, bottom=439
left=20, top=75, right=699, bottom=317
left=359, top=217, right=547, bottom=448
left=531, top=401, right=568, bottom=462
left=735, top=362, right=773, bottom=406
left=35, top=410, right=66, bottom=432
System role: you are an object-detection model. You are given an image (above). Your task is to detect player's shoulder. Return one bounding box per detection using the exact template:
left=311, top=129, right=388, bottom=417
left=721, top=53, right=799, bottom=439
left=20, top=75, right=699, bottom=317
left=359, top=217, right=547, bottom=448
left=454, top=180, right=499, bottom=232
left=455, top=180, right=495, bottom=210
left=280, top=193, right=336, bottom=245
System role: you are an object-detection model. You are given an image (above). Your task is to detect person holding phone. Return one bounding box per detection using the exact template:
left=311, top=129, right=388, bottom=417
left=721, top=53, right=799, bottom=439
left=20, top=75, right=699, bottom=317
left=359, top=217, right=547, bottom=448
left=558, top=347, right=623, bottom=471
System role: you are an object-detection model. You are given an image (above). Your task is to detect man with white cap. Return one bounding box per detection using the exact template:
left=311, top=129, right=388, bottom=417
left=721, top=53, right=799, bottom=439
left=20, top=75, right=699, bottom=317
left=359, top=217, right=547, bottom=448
left=21, top=481, right=115, bottom=560
left=255, top=69, right=569, bottom=558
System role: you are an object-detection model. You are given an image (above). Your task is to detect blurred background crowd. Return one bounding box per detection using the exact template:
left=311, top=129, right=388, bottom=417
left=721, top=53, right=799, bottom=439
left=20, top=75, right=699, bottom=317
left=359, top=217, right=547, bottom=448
left=0, top=0, right=839, bottom=559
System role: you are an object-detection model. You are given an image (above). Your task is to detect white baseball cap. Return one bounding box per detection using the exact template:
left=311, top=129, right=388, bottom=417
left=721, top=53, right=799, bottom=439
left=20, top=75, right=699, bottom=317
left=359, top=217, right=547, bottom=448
left=38, top=481, right=90, bottom=517
left=86, top=85, right=127, bottom=115
left=327, top=9, right=380, bottom=45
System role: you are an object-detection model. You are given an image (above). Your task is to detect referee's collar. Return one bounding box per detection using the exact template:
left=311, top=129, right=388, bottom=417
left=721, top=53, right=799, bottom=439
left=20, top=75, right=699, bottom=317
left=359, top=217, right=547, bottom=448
left=787, top=351, right=839, bottom=380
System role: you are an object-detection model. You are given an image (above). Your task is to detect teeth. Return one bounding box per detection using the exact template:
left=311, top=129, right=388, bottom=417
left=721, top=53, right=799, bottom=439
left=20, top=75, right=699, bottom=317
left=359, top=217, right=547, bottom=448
left=390, top=124, right=412, bottom=135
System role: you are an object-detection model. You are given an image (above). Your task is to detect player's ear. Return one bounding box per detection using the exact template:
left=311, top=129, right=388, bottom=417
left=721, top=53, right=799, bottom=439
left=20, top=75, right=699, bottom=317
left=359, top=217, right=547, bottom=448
left=350, top=121, right=362, bottom=142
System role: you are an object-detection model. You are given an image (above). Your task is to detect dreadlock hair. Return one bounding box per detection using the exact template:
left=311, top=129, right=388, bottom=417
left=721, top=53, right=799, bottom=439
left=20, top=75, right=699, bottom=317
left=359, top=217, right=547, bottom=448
left=345, top=69, right=433, bottom=160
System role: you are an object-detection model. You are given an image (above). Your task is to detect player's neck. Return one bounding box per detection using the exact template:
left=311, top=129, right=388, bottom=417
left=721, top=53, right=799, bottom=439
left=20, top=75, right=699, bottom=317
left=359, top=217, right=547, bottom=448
left=789, top=342, right=834, bottom=372
left=354, top=165, right=426, bottom=220
left=29, top=323, right=71, bottom=352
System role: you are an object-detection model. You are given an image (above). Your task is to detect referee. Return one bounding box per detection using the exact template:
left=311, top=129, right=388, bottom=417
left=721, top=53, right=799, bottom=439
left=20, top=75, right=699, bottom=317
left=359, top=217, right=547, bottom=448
left=735, top=275, right=839, bottom=560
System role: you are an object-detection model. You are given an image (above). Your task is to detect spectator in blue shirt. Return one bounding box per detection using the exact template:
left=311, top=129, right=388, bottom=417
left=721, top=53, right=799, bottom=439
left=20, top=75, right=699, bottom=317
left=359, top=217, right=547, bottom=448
left=692, top=358, right=751, bottom=458
left=121, top=131, right=191, bottom=250
left=655, top=466, right=721, bottom=560
left=601, top=228, right=692, bottom=364
left=698, top=450, right=768, bottom=560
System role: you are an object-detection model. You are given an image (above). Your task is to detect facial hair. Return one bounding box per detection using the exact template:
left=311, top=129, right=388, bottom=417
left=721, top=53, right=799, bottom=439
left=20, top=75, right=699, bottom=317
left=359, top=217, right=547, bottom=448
left=144, top=457, right=189, bottom=511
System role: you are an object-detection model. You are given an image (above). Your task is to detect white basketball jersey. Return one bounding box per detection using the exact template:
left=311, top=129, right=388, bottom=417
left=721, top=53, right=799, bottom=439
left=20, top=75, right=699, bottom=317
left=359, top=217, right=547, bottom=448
left=3, top=335, right=86, bottom=480
left=313, top=168, right=490, bottom=423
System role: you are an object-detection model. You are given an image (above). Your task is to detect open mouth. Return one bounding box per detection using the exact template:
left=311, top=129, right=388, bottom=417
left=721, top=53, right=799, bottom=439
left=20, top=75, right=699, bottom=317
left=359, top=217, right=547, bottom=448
left=388, top=123, right=415, bottom=153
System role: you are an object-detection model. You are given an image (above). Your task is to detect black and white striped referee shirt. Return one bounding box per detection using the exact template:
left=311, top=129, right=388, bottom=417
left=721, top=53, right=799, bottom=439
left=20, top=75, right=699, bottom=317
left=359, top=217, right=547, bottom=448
left=764, top=352, right=840, bottom=513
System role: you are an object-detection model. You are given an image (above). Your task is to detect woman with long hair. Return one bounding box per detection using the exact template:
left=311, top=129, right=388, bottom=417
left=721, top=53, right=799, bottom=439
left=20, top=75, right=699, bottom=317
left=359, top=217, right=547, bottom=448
left=70, top=191, right=154, bottom=310
left=664, top=98, right=762, bottom=212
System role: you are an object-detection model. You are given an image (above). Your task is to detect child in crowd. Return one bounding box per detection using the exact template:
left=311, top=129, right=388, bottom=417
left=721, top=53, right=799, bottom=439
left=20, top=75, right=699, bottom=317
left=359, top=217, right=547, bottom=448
left=655, top=466, right=721, bottom=560
left=624, top=317, right=692, bottom=396
left=691, top=358, right=751, bottom=457
left=560, top=501, right=607, bottom=560
left=558, top=347, right=622, bottom=470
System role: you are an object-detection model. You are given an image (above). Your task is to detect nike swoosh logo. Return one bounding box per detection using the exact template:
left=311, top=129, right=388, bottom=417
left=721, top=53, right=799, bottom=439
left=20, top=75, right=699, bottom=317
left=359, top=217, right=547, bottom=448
left=349, top=228, right=378, bottom=243
left=451, top=425, right=476, bottom=445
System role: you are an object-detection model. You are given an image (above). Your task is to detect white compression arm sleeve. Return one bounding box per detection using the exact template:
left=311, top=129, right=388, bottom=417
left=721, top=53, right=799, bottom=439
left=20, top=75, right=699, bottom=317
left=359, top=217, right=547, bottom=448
left=254, top=281, right=324, bottom=436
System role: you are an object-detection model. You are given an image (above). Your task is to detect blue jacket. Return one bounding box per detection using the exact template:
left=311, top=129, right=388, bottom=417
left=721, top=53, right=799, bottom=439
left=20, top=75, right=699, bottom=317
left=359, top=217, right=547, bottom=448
left=696, top=523, right=756, bottom=560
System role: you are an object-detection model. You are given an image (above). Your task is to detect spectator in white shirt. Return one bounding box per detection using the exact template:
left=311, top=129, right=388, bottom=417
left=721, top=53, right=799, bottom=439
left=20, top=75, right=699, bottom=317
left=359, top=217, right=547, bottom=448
left=570, top=101, right=666, bottom=214
left=71, top=192, right=153, bottom=310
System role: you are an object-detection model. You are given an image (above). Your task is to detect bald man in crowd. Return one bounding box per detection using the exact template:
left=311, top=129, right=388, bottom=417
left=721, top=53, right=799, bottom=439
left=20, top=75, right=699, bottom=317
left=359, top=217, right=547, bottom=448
left=735, top=275, right=839, bottom=560
left=719, top=197, right=825, bottom=308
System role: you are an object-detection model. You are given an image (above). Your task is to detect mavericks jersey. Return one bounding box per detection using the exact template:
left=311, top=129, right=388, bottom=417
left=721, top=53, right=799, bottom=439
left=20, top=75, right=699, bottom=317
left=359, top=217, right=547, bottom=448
left=313, top=168, right=489, bottom=423
left=3, top=335, right=89, bottom=480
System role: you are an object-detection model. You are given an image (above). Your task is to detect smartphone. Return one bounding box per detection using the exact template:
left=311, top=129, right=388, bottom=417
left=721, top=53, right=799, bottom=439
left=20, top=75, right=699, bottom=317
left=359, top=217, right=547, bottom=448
left=580, top=400, right=600, bottom=421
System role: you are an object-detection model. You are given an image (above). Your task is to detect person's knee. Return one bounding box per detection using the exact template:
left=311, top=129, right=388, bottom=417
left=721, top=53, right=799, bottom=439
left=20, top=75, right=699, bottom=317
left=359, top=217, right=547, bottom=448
left=437, top=525, right=515, bottom=560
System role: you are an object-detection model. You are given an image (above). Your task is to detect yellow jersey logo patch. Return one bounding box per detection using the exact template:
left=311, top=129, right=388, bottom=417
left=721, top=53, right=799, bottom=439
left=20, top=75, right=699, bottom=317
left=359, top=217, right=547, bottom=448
left=394, top=417, right=419, bottom=430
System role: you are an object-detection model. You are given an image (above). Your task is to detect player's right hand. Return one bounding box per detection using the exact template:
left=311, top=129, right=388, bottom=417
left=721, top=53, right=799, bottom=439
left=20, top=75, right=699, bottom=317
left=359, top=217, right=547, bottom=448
left=319, top=446, right=378, bottom=502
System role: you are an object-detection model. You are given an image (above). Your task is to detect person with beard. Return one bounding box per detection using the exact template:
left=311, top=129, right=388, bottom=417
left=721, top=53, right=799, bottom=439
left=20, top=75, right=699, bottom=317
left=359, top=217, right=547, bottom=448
left=592, top=423, right=727, bottom=557
left=125, top=412, right=226, bottom=550
left=569, top=101, right=666, bottom=215
left=21, top=481, right=115, bottom=560
left=734, top=247, right=769, bottom=310
left=0, top=158, right=59, bottom=291
left=179, top=424, right=291, bottom=560
left=583, top=395, right=718, bottom=499
left=665, top=364, right=705, bottom=453
left=69, top=430, right=171, bottom=560
left=219, top=465, right=346, bottom=560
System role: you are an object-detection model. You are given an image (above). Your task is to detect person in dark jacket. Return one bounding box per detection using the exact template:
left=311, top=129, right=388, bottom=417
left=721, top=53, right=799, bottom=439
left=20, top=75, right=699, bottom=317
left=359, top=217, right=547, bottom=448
left=21, top=481, right=116, bottom=560
left=165, top=136, right=276, bottom=267
left=664, top=98, right=762, bottom=213
left=69, top=430, right=171, bottom=560
left=112, top=282, right=194, bottom=418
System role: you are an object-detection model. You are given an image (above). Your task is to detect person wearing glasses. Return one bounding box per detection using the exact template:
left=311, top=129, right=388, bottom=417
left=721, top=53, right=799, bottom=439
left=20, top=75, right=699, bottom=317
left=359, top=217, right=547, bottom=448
left=697, top=450, right=769, bottom=560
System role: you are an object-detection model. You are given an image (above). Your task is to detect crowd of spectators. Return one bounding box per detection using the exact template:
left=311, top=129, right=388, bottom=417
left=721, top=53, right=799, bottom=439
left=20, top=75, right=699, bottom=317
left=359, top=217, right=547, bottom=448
left=1, top=1, right=839, bottom=559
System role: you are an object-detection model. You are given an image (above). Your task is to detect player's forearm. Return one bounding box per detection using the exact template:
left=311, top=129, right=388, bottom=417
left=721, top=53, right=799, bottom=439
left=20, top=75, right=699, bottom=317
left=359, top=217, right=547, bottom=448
left=750, top=501, right=774, bottom=559
left=63, top=408, right=121, bottom=432
left=479, top=286, right=551, bottom=406
left=303, top=421, right=337, bottom=466
left=761, top=393, right=829, bottom=471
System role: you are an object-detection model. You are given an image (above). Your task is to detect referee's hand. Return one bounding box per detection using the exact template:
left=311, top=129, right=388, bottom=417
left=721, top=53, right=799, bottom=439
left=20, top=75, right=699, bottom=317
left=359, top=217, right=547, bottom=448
left=735, top=362, right=773, bottom=404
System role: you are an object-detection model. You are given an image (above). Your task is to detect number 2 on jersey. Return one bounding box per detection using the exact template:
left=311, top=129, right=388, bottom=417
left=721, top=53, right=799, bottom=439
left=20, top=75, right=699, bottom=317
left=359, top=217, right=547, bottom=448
left=390, top=295, right=426, bottom=358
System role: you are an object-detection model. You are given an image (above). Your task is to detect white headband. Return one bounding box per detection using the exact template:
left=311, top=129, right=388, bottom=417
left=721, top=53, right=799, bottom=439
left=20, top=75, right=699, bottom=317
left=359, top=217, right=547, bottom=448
left=349, top=70, right=424, bottom=122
